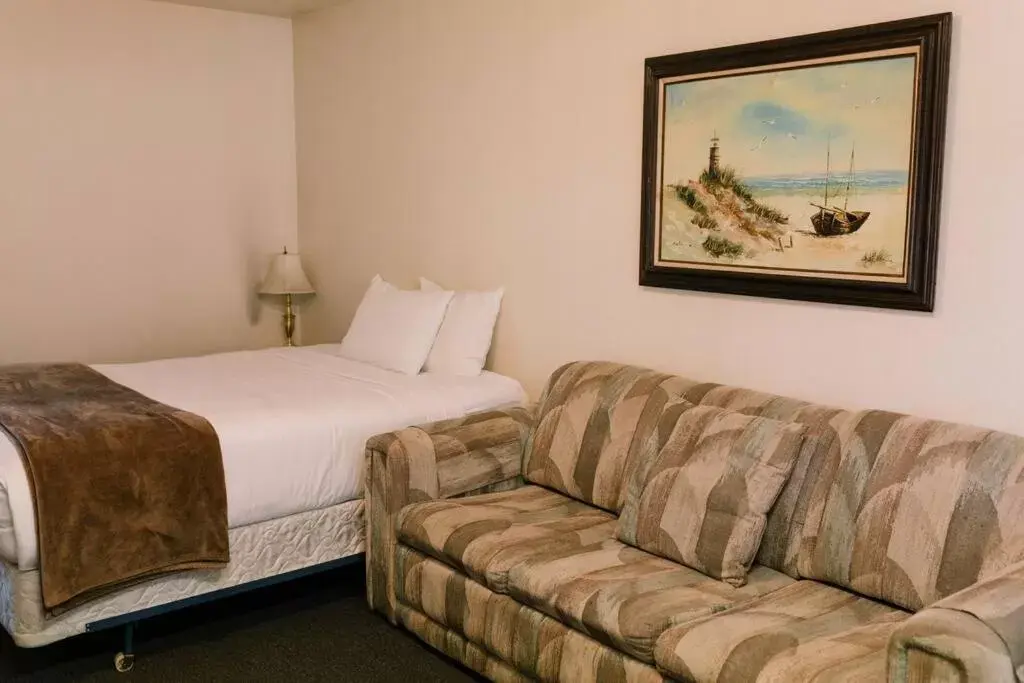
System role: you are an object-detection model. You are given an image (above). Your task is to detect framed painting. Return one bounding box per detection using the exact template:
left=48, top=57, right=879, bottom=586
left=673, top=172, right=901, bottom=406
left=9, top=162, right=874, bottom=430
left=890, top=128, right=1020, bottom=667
left=639, top=14, right=952, bottom=311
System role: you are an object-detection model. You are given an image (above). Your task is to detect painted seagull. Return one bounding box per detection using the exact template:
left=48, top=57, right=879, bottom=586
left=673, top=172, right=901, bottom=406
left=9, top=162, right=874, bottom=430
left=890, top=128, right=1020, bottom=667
left=855, top=96, right=882, bottom=110
left=750, top=135, right=768, bottom=151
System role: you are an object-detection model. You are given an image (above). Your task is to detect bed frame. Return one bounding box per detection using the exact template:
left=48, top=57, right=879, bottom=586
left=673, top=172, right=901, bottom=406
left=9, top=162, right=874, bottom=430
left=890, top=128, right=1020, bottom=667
left=95, top=554, right=363, bottom=672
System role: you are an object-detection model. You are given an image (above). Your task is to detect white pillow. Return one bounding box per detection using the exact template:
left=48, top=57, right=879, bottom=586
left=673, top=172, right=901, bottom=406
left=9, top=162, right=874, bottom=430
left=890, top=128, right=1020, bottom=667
left=338, top=275, right=454, bottom=375
left=420, top=277, right=504, bottom=376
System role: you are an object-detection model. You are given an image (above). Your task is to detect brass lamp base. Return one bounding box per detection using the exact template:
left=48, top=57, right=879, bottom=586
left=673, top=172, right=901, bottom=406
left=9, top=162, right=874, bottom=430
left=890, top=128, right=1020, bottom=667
left=282, top=293, right=296, bottom=347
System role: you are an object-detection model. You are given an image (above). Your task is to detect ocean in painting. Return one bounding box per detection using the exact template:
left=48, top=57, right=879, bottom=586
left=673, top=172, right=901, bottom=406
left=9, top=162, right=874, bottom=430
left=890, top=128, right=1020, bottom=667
left=744, top=170, right=908, bottom=195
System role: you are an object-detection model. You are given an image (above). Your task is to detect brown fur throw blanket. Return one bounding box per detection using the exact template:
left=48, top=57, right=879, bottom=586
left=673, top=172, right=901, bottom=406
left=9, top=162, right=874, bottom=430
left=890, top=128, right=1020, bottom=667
left=0, top=363, right=228, bottom=613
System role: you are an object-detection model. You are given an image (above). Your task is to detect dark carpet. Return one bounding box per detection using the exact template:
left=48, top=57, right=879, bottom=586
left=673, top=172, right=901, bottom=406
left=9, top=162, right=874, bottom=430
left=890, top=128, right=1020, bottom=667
left=0, top=563, right=481, bottom=682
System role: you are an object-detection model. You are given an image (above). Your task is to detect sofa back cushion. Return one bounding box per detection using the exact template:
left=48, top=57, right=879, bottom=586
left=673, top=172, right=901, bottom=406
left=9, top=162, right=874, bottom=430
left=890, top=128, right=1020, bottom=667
left=798, top=411, right=1024, bottom=611
left=523, top=362, right=699, bottom=512
left=682, top=384, right=850, bottom=579
left=616, top=404, right=807, bottom=586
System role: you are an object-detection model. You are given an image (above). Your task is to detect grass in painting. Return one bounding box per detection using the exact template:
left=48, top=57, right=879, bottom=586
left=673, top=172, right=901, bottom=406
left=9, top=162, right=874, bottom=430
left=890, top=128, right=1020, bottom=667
left=746, top=202, right=789, bottom=224
left=703, top=235, right=744, bottom=258
left=673, top=183, right=718, bottom=230
left=700, top=166, right=736, bottom=189
left=675, top=184, right=704, bottom=212
left=692, top=214, right=718, bottom=231
left=667, top=157, right=792, bottom=263
left=861, top=249, right=893, bottom=265
left=700, top=166, right=789, bottom=225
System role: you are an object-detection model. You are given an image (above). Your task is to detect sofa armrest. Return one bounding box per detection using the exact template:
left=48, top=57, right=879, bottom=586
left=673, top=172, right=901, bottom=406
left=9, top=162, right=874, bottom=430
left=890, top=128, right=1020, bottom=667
left=364, top=404, right=535, bottom=623
left=888, top=559, right=1024, bottom=682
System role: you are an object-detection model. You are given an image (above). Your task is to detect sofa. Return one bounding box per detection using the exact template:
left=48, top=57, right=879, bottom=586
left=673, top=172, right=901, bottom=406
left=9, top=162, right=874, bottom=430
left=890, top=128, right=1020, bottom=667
left=364, top=361, right=1024, bottom=682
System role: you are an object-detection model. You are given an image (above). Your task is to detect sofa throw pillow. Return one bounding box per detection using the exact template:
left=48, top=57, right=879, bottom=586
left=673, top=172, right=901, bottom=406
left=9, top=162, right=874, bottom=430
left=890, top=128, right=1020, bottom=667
left=337, top=275, right=453, bottom=375
left=419, top=278, right=504, bottom=376
left=617, top=404, right=807, bottom=586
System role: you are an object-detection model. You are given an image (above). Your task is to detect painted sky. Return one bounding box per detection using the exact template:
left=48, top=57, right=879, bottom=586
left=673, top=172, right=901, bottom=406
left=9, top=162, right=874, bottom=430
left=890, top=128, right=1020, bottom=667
left=661, top=55, right=917, bottom=182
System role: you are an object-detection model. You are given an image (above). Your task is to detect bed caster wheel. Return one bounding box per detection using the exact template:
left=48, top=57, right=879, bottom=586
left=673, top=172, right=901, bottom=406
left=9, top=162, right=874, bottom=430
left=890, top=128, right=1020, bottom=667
left=114, top=652, right=135, bottom=673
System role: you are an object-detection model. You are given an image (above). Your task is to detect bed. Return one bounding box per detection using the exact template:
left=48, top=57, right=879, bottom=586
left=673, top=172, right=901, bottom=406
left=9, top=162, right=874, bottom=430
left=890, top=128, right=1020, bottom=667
left=0, top=344, right=525, bottom=653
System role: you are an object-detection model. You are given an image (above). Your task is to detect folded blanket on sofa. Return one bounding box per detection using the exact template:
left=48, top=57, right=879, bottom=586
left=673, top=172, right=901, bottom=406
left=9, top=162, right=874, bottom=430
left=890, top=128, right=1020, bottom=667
left=0, top=363, right=229, bottom=613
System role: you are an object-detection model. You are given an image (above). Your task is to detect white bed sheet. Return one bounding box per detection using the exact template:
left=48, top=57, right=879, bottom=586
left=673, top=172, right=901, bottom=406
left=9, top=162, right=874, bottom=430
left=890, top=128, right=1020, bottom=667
left=0, top=345, right=525, bottom=570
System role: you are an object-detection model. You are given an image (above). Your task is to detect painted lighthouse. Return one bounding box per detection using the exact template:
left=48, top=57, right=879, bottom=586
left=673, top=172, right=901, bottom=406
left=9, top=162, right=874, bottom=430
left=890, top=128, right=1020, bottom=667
left=707, top=132, right=720, bottom=179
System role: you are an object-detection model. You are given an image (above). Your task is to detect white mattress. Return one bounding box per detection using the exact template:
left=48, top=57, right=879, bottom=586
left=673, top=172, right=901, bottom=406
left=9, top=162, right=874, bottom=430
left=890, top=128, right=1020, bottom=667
left=0, top=345, right=525, bottom=570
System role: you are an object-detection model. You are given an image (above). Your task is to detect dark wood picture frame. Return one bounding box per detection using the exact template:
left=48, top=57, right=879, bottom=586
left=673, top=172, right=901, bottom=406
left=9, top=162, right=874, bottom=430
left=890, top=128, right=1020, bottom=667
left=639, top=13, right=952, bottom=311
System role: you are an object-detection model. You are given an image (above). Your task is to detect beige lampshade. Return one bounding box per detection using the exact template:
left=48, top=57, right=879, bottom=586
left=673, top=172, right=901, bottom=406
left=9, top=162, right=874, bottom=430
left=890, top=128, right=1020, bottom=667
left=260, top=249, right=315, bottom=295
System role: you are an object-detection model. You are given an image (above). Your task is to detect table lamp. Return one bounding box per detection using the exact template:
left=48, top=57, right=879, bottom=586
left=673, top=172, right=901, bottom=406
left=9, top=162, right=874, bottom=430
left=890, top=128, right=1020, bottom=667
left=260, top=247, right=315, bottom=347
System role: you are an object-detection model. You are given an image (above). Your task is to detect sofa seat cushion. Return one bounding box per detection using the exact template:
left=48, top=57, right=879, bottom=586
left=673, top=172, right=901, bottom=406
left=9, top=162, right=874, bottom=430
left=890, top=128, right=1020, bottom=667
left=397, top=485, right=616, bottom=593
left=653, top=581, right=909, bottom=683
left=504, top=537, right=794, bottom=664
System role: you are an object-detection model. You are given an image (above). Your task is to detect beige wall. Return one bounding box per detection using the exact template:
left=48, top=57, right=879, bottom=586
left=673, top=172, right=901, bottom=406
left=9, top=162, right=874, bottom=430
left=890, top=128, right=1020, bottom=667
left=294, top=0, right=1024, bottom=433
left=0, top=0, right=298, bottom=364
left=147, top=0, right=344, bottom=18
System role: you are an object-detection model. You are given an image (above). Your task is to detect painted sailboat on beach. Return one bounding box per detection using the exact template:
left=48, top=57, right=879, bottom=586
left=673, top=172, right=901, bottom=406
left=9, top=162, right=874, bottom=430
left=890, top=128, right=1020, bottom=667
left=811, top=140, right=871, bottom=237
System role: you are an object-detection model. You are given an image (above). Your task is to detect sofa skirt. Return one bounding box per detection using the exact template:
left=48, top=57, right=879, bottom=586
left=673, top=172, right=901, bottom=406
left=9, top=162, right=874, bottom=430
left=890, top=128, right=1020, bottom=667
left=397, top=605, right=531, bottom=682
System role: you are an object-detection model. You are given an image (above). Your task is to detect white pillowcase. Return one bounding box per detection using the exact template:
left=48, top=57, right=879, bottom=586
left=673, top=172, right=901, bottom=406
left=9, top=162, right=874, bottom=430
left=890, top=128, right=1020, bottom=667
left=420, top=277, right=504, bottom=376
left=337, top=275, right=454, bottom=375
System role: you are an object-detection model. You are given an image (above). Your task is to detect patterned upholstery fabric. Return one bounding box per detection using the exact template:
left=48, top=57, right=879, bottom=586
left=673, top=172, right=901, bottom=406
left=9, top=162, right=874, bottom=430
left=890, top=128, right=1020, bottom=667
left=396, top=545, right=517, bottom=662
left=685, top=386, right=849, bottom=579
left=364, top=405, right=534, bottom=622
left=396, top=546, right=668, bottom=682
left=903, top=649, right=964, bottom=682
left=397, top=486, right=615, bottom=593
left=523, top=362, right=699, bottom=512
left=652, top=580, right=909, bottom=683
left=367, top=360, right=1024, bottom=682
left=889, top=558, right=1024, bottom=683
left=503, top=537, right=792, bottom=663
left=520, top=362, right=848, bottom=578
left=509, top=605, right=667, bottom=683
left=798, top=412, right=1024, bottom=611
left=616, top=405, right=806, bottom=586
left=396, top=605, right=533, bottom=683
left=935, top=559, right=1024, bottom=670
left=889, top=608, right=1017, bottom=683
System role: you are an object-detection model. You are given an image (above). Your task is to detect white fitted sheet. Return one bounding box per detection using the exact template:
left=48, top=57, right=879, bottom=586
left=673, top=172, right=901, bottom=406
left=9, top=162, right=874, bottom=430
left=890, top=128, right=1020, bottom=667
left=0, top=345, right=525, bottom=570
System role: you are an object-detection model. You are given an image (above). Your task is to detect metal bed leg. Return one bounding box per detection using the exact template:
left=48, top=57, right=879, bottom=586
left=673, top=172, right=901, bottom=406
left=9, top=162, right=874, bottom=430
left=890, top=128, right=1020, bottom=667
left=114, top=622, right=136, bottom=673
